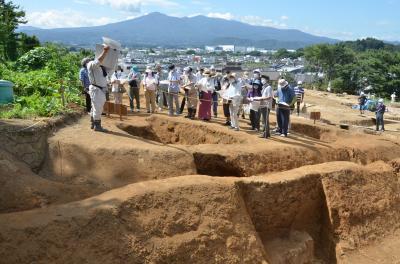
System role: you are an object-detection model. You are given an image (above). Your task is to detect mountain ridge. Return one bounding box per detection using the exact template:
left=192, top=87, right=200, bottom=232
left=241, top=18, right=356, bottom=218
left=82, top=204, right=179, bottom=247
left=19, top=12, right=338, bottom=49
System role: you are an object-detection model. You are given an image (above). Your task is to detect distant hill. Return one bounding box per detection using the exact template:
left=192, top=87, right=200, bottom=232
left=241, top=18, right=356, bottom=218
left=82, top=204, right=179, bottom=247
left=20, top=12, right=338, bottom=49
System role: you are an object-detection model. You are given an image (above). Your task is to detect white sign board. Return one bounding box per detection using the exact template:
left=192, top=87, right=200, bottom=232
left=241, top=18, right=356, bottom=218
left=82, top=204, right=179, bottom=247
left=95, top=44, right=120, bottom=72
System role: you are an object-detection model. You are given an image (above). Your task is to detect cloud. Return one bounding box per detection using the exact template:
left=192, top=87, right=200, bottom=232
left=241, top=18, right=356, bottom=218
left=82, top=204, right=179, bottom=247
left=376, top=20, right=390, bottom=26
left=26, top=9, right=116, bottom=28
left=92, top=0, right=180, bottom=13
left=280, top=15, right=289, bottom=20
left=239, top=15, right=287, bottom=28
left=207, top=12, right=234, bottom=20
left=206, top=13, right=287, bottom=28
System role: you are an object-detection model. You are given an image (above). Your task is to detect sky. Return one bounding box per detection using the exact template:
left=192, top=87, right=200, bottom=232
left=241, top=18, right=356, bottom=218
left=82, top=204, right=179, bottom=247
left=12, top=0, right=400, bottom=41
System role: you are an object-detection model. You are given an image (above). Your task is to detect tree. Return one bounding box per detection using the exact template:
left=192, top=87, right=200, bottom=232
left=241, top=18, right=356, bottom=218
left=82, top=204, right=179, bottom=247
left=18, top=32, right=40, bottom=55
left=0, top=0, right=27, bottom=61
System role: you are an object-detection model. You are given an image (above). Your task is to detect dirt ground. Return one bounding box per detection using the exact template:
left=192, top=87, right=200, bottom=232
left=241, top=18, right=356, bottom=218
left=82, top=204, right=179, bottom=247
left=0, top=88, right=399, bottom=264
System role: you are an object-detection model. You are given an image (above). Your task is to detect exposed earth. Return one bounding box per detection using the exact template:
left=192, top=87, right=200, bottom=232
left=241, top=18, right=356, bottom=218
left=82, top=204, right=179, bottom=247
left=0, top=89, right=399, bottom=264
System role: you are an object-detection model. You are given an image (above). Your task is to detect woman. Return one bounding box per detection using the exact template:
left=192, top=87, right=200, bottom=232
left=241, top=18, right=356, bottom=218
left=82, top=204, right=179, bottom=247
left=127, top=65, right=141, bottom=112
left=182, top=67, right=198, bottom=119
left=226, top=73, right=242, bottom=131
left=143, top=67, right=158, bottom=113
left=196, top=69, right=214, bottom=121
left=254, top=75, right=273, bottom=138
left=111, top=65, right=126, bottom=105
left=220, top=74, right=231, bottom=126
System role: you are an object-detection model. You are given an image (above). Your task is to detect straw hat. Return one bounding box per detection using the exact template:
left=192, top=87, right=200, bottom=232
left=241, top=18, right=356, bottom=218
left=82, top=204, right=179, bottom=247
left=203, top=69, right=212, bottom=76
left=278, top=79, right=288, bottom=87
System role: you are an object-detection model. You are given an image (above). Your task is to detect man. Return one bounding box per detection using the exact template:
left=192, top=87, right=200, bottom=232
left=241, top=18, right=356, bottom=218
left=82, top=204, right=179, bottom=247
left=87, top=44, right=111, bottom=132
left=247, top=69, right=263, bottom=131
left=210, top=66, right=220, bottom=118
left=294, top=81, right=305, bottom=116
left=127, top=65, right=141, bottom=112
left=182, top=67, right=198, bottom=119
left=254, top=75, right=273, bottom=138
left=358, top=92, right=367, bottom=115
left=167, top=64, right=181, bottom=116
left=275, top=79, right=295, bottom=137
left=79, top=58, right=91, bottom=113
left=376, top=98, right=386, bottom=131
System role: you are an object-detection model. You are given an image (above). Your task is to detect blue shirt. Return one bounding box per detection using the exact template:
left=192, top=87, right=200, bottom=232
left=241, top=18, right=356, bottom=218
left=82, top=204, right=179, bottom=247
left=79, top=68, right=90, bottom=90
left=277, top=85, right=295, bottom=105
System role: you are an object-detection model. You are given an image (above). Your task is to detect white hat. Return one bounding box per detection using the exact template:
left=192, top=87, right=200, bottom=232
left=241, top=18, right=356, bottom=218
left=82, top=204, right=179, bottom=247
left=378, top=98, right=384, bottom=103
left=297, top=81, right=303, bottom=85
left=145, top=68, right=153, bottom=73
left=210, top=65, right=215, bottom=70
left=360, top=92, right=365, bottom=95
left=253, top=69, right=261, bottom=74
left=278, top=79, right=288, bottom=87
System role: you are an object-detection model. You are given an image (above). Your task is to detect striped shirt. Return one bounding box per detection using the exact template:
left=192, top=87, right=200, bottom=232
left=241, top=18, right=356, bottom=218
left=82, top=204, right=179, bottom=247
left=294, top=86, right=304, bottom=102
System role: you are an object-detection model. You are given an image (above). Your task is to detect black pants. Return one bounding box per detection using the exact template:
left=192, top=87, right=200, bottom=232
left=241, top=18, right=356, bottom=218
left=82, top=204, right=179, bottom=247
left=223, top=103, right=230, bottom=118
left=129, top=87, right=140, bottom=110
left=180, top=90, right=188, bottom=114
left=276, top=106, right=290, bottom=135
left=250, top=109, right=260, bottom=130
left=84, top=91, right=91, bottom=113
left=259, top=107, right=270, bottom=138
left=296, top=101, right=301, bottom=115
left=376, top=113, right=385, bottom=131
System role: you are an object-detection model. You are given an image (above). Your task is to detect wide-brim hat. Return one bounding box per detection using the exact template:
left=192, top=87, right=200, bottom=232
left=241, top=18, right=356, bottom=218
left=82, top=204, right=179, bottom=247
left=278, top=79, right=288, bottom=87
left=203, top=69, right=212, bottom=76
left=228, top=73, right=237, bottom=79
left=253, top=69, right=261, bottom=74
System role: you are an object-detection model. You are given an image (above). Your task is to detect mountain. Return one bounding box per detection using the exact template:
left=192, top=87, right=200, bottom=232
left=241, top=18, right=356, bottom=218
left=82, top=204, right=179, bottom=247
left=20, top=12, right=337, bottom=49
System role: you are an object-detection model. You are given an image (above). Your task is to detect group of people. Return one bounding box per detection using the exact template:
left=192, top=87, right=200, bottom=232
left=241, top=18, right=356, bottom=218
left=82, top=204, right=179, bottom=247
left=79, top=45, right=304, bottom=137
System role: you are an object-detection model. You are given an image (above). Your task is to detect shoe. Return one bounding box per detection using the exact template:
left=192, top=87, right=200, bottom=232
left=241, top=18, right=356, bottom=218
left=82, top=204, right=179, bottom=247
left=225, top=121, right=231, bottom=126
left=229, top=126, right=235, bottom=129
left=94, top=120, right=108, bottom=133
left=280, top=134, right=287, bottom=137
left=90, top=116, right=94, bottom=129
left=147, top=110, right=151, bottom=113
left=158, top=107, right=162, bottom=112
left=234, top=128, right=240, bottom=131
left=136, top=109, right=140, bottom=112
left=214, top=114, right=218, bottom=118
left=130, top=108, right=134, bottom=113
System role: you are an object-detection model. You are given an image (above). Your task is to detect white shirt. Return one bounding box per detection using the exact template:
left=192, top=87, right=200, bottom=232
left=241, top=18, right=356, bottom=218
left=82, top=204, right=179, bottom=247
left=143, top=74, right=158, bottom=91
left=111, top=71, right=126, bottom=93
left=260, top=85, right=273, bottom=109
left=87, top=59, right=107, bottom=89
left=197, top=77, right=214, bottom=92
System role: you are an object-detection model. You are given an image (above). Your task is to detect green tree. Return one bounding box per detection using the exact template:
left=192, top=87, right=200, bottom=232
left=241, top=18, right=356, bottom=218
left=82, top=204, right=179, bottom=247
left=18, top=32, right=40, bottom=55
left=0, top=0, right=27, bottom=61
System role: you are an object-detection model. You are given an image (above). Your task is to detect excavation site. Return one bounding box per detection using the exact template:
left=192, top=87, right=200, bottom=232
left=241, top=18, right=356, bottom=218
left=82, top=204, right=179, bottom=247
left=1, top=89, right=400, bottom=264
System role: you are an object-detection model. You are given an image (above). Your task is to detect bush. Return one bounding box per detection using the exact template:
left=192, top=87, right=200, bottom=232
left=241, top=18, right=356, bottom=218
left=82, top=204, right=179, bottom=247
left=16, top=47, right=51, bottom=71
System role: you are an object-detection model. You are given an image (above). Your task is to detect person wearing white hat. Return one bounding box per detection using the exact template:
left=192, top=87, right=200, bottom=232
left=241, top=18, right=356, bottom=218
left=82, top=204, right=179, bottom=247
left=111, top=65, right=126, bottom=106
left=181, top=67, right=198, bottom=119
left=143, top=67, right=158, bottom=113
left=358, top=92, right=367, bottom=115
left=391, top=92, right=397, bottom=103
left=376, top=98, right=386, bottom=131
left=196, top=69, right=214, bottom=121
left=275, top=78, right=295, bottom=137
left=87, top=44, right=111, bottom=132
left=294, top=81, right=305, bottom=116
left=226, top=73, right=242, bottom=131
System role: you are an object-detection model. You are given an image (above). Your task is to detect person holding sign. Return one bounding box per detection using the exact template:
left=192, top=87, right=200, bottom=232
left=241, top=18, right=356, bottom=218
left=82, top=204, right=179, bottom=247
left=87, top=44, right=111, bottom=132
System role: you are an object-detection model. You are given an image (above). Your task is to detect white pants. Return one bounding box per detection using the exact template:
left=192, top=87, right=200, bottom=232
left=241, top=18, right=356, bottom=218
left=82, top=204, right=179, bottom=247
left=89, top=85, right=106, bottom=121
left=229, top=103, right=240, bottom=129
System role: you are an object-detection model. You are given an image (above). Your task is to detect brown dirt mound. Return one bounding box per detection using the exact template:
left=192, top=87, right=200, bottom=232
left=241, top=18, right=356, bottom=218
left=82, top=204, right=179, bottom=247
left=0, top=150, right=99, bottom=213
left=117, top=116, right=244, bottom=145
left=1, top=162, right=398, bottom=263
